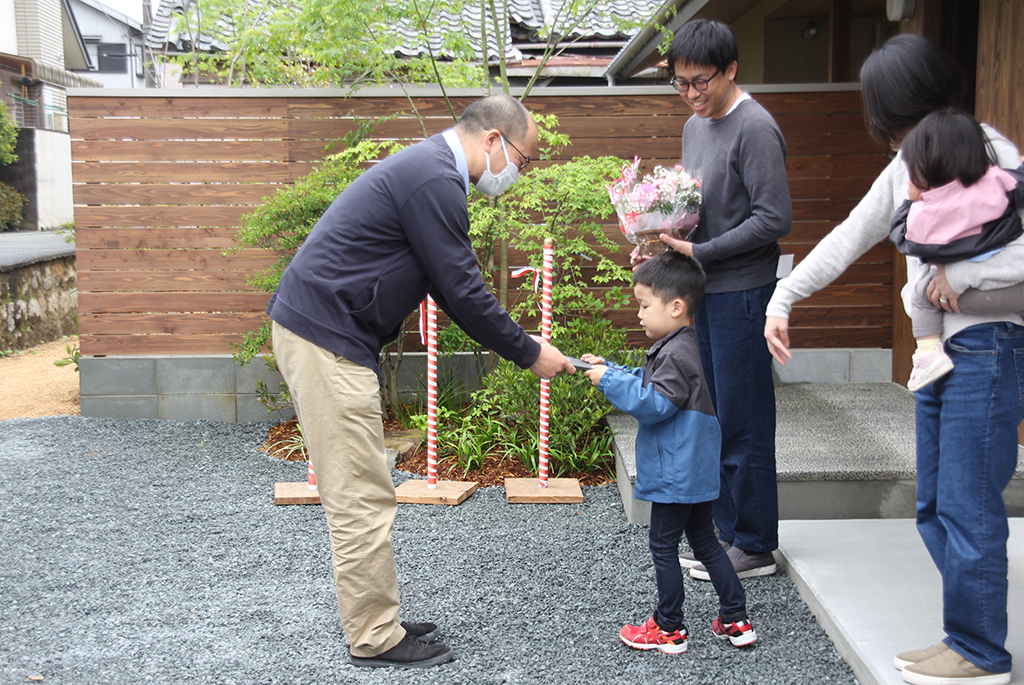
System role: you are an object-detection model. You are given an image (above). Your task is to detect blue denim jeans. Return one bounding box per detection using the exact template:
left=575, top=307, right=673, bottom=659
left=915, top=322, right=1024, bottom=674
left=649, top=501, right=747, bottom=631
left=694, top=282, right=779, bottom=553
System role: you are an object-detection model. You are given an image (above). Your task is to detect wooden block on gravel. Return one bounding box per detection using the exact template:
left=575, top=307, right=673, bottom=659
left=504, top=477, right=583, bottom=503
left=395, top=479, right=478, bottom=505
left=274, top=482, right=321, bottom=505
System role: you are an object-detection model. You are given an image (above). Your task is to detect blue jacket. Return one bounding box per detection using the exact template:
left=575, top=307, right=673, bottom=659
left=598, top=327, right=721, bottom=504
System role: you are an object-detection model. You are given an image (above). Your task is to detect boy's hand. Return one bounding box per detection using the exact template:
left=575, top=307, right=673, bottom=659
left=580, top=353, right=605, bottom=365
left=583, top=365, right=608, bottom=387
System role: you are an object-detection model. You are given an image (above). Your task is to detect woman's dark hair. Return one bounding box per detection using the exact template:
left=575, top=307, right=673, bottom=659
left=901, top=108, right=996, bottom=189
left=666, top=19, right=738, bottom=72
left=859, top=34, right=966, bottom=147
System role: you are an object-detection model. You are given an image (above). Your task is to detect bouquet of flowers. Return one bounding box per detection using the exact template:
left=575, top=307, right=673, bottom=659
left=606, top=157, right=702, bottom=256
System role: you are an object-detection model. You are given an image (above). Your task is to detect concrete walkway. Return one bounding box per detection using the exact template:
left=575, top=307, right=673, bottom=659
left=610, top=382, right=1024, bottom=685
left=779, top=518, right=1023, bottom=685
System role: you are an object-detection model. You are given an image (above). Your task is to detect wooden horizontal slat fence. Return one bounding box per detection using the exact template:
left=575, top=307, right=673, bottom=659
left=69, top=87, right=891, bottom=356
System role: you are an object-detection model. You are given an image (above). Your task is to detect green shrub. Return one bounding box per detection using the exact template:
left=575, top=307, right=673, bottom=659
left=0, top=101, right=17, bottom=167
left=434, top=317, right=644, bottom=478
left=0, top=182, right=25, bottom=231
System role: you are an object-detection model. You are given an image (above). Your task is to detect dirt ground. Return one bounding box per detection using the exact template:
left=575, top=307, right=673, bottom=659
left=0, top=338, right=82, bottom=420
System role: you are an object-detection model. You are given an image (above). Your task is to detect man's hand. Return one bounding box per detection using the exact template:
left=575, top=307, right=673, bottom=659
left=926, top=265, right=961, bottom=313
left=659, top=233, right=695, bottom=257
left=764, top=316, right=793, bottom=366
left=529, top=342, right=575, bottom=379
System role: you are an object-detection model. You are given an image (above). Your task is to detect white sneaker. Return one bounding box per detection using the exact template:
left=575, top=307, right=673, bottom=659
left=907, top=348, right=954, bottom=392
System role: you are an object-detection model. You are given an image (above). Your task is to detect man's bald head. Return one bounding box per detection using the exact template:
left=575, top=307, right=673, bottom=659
left=456, top=94, right=533, bottom=142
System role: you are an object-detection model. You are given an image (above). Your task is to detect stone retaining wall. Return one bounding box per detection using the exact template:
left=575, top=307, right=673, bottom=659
left=0, top=256, right=78, bottom=351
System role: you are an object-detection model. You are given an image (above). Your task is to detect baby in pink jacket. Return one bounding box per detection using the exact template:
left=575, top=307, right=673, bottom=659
left=890, top=108, right=1024, bottom=391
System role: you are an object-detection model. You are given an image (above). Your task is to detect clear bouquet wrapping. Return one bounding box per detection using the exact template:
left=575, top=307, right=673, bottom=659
left=606, top=157, right=702, bottom=256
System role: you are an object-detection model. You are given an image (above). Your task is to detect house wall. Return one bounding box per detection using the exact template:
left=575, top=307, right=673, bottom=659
left=975, top=0, right=1024, bottom=150
left=70, top=0, right=146, bottom=89
left=13, top=0, right=64, bottom=66
left=0, top=0, right=18, bottom=54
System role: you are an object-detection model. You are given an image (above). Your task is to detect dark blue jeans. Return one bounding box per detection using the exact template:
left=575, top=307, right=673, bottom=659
left=694, top=282, right=779, bottom=553
left=649, top=501, right=747, bottom=631
left=915, top=322, right=1024, bottom=674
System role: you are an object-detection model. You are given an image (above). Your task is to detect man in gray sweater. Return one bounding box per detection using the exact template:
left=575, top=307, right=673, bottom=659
left=654, top=20, right=792, bottom=580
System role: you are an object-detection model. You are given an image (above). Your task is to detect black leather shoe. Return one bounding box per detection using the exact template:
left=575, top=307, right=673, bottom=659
left=401, top=620, right=440, bottom=642
left=349, top=633, right=453, bottom=669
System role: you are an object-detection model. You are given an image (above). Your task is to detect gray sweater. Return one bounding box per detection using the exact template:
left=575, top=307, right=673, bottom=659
left=767, top=125, right=1024, bottom=341
left=683, top=97, right=792, bottom=293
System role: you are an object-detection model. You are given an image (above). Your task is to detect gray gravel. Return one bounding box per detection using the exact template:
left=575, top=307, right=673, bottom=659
left=1, top=416, right=857, bottom=685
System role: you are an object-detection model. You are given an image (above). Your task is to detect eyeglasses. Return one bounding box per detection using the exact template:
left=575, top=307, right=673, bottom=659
left=500, top=132, right=531, bottom=172
left=669, top=68, right=720, bottom=93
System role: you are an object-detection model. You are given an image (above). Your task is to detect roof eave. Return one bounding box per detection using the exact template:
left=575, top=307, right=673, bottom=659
left=603, top=0, right=712, bottom=84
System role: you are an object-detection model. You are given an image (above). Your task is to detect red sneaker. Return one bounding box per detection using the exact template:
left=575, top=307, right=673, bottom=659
left=619, top=617, right=688, bottom=654
left=711, top=616, right=758, bottom=647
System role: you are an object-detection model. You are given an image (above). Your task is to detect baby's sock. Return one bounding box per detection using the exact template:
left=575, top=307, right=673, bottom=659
left=915, top=337, right=940, bottom=354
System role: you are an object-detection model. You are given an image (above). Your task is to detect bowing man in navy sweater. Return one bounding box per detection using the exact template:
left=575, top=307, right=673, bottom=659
left=267, top=94, right=574, bottom=668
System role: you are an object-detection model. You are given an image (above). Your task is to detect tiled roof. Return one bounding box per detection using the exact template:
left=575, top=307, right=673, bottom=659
left=146, top=0, right=662, bottom=63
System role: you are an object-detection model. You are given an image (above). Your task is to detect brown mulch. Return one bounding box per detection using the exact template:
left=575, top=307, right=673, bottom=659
left=260, top=416, right=614, bottom=489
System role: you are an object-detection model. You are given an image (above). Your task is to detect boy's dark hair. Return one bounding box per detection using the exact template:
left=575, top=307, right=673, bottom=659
left=633, top=251, right=706, bottom=315
left=666, top=20, right=738, bottom=73
left=859, top=34, right=965, bottom=148
left=901, top=108, right=996, bottom=190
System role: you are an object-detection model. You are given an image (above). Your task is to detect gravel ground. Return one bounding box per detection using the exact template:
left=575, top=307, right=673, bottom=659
left=1, top=416, right=857, bottom=685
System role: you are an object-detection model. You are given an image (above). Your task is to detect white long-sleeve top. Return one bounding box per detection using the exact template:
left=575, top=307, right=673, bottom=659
left=766, top=125, right=1024, bottom=341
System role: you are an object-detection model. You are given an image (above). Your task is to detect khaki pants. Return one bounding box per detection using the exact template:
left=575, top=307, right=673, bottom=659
left=272, top=321, right=405, bottom=657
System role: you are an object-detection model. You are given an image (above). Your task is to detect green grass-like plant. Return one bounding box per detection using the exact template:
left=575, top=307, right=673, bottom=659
left=431, top=317, right=644, bottom=478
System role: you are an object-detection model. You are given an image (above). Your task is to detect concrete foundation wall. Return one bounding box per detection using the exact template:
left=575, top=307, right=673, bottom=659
left=0, top=255, right=77, bottom=350
left=78, top=348, right=892, bottom=423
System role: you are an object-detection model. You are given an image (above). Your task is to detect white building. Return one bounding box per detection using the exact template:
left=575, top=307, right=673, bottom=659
left=68, top=0, right=154, bottom=89
left=0, top=0, right=100, bottom=230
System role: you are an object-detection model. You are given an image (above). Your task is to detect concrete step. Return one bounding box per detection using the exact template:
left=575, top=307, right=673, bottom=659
left=777, top=518, right=1023, bottom=685
left=609, top=382, right=1024, bottom=525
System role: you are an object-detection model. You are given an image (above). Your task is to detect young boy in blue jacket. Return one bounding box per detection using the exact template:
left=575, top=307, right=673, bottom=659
left=582, top=251, right=757, bottom=653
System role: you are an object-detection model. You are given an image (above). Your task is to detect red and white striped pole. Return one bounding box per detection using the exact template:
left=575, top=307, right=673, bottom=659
left=425, top=295, right=439, bottom=489
left=538, top=238, right=554, bottom=488
left=307, top=459, right=317, bottom=490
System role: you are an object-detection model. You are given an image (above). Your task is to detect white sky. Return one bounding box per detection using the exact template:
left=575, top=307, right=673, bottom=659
left=99, top=0, right=145, bottom=23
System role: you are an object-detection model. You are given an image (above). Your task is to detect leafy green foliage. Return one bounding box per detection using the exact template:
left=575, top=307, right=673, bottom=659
left=433, top=317, right=644, bottom=478
left=0, top=101, right=17, bottom=166
left=52, top=341, right=81, bottom=372
left=166, top=0, right=487, bottom=89
left=480, top=152, right=632, bottom=325
left=0, top=182, right=26, bottom=232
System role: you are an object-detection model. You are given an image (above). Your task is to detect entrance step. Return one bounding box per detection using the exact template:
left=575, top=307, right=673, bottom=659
left=609, top=382, right=1024, bottom=525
